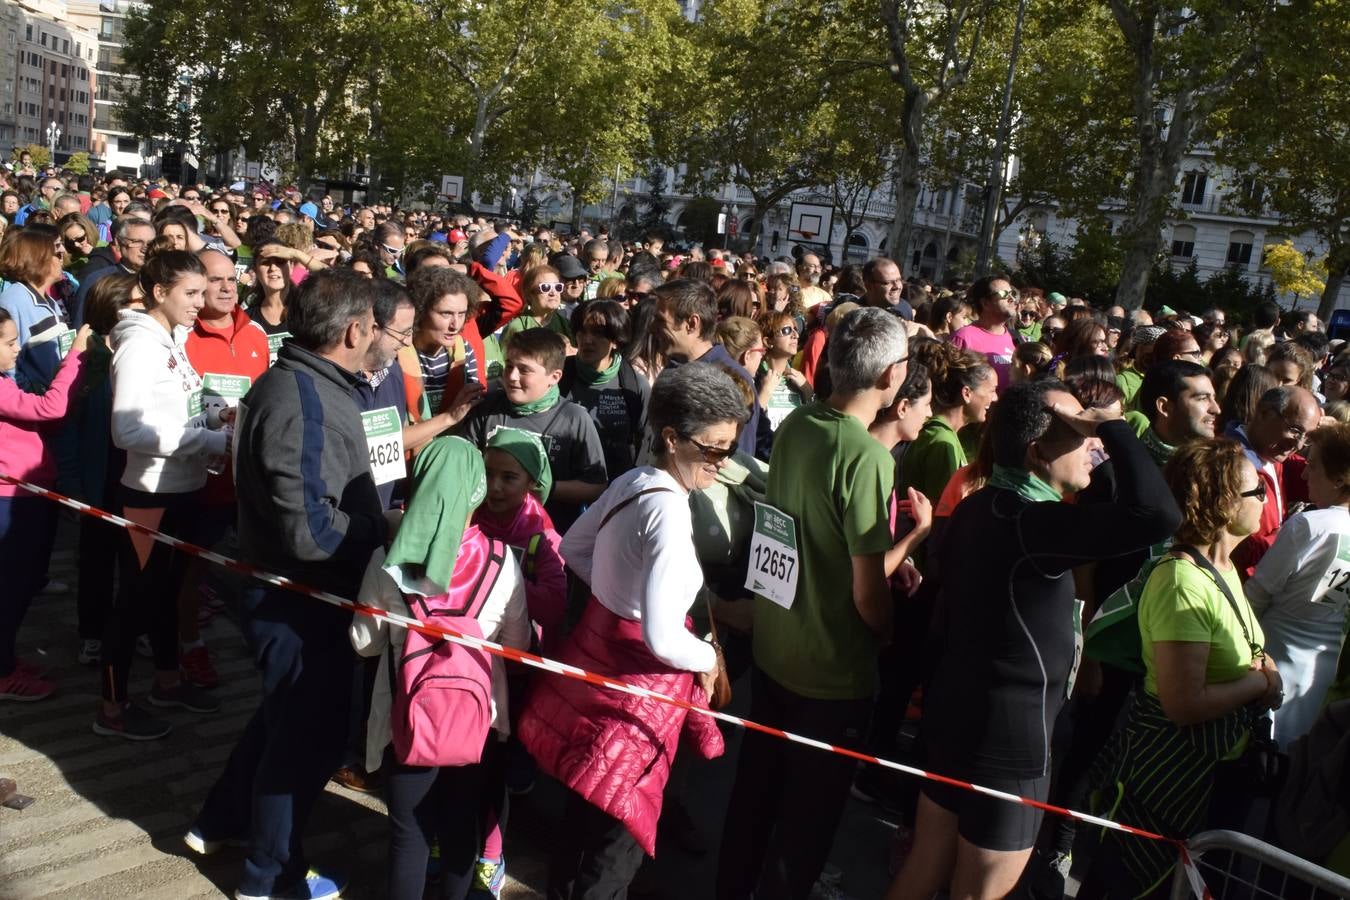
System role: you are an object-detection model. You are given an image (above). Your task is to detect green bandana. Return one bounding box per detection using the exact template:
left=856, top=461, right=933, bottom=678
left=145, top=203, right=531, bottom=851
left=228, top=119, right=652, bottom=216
left=1139, top=427, right=1176, bottom=468
left=576, top=353, right=622, bottom=386
left=486, top=426, right=554, bottom=503
left=988, top=464, right=1063, bottom=503
left=510, top=384, right=561, bottom=416
left=383, top=436, right=486, bottom=594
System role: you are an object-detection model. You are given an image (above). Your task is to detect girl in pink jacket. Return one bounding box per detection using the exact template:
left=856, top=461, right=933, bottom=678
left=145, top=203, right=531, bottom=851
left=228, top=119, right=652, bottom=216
left=0, top=310, right=90, bottom=702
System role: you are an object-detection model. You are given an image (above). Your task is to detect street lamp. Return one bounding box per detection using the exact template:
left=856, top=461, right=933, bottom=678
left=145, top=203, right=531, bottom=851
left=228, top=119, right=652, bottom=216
left=46, top=121, right=61, bottom=161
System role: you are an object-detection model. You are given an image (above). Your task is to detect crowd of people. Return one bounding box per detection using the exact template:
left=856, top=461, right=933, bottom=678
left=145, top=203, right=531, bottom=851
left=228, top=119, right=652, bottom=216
left=3, top=164, right=1350, bottom=900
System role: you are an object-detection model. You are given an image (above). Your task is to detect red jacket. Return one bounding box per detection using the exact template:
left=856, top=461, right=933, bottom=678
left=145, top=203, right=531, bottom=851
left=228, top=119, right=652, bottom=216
left=401, top=262, right=523, bottom=423
left=517, top=599, right=724, bottom=856
left=185, top=306, right=270, bottom=505
left=472, top=491, right=567, bottom=654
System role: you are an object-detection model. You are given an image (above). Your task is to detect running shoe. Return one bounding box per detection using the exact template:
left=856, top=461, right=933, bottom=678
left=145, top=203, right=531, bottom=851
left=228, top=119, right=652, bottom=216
left=468, top=856, right=505, bottom=899
left=180, top=645, right=220, bottom=689
left=0, top=670, right=56, bottom=702
left=78, top=638, right=102, bottom=666
left=148, top=680, right=221, bottom=713
left=93, top=702, right=172, bottom=740
left=14, top=657, right=49, bottom=678
left=183, top=824, right=247, bottom=856
left=235, top=869, right=346, bottom=900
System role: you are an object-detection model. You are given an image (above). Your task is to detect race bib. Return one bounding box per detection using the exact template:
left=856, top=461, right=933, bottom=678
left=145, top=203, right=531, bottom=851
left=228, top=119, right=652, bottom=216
left=57, top=328, right=76, bottom=359
left=1314, top=534, right=1350, bottom=612
left=266, top=331, right=291, bottom=364
left=425, top=388, right=445, bottom=415
left=202, top=373, right=251, bottom=407
left=188, top=390, right=203, bottom=417
left=362, top=406, right=405, bottom=486
left=745, top=501, right=800, bottom=609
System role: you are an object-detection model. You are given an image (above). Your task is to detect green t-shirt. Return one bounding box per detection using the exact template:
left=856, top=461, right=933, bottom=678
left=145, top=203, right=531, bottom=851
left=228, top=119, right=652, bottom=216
left=1117, top=367, right=1144, bottom=411
left=1017, top=322, right=1042, bottom=343
left=899, top=416, right=967, bottom=506
left=1139, top=556, right=1265, bottom=697
left=502, top=312, right=573, bottom=346
left=752, top=402, right=896, bottom=700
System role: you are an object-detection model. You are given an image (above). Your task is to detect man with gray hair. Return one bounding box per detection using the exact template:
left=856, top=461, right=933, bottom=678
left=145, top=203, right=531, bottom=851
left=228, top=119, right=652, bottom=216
left=71, top=215, right=156, bottom=327
left=187, top=269, right=389, bottom=900
left=719, top=307, right=908, bottom=899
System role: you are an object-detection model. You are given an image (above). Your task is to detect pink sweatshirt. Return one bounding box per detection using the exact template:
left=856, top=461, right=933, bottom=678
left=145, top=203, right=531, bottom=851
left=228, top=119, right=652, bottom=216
left=0, top=348, right=84, bottom=496
left=473, top=491, right=567, bottom=651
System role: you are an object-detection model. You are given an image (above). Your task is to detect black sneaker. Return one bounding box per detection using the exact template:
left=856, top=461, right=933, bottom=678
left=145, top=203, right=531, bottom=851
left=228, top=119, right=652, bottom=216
left=93, top=702, right=173, bottom=741
left=148, top=680, right=221, bottom=714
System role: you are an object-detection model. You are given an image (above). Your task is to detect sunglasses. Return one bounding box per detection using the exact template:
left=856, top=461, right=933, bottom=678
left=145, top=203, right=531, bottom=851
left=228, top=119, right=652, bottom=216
left=381, top=243, right=403, bottom=257
left=777, top=326, right=798, bottom=336
left=992, top=288, right=1021, bottom=301
left=1241, top=483, right=1267, bottom=501
left=211, top=207, right=230, bottom=215
left=625, top=290, right=653, bottom=303
left=681, top=433, right=736, bottom=464
left=536, top=282, right=564, bottom=294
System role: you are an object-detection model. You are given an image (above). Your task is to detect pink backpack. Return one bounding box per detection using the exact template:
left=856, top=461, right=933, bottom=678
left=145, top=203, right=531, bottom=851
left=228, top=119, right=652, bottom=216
left=392, top=530, right=507, bottom=768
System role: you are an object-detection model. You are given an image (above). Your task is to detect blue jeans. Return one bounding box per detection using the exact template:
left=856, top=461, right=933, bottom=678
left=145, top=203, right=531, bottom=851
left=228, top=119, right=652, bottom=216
left=0, top=496, right=58, bottom=677
left=194, top=584, right=355, bottom=895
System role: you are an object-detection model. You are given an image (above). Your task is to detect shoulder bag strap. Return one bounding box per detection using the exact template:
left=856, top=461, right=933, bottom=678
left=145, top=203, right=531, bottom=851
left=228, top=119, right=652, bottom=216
left=1174, top=545, right=1257, bottom=650
left=598, top=486, right=674, bottom=531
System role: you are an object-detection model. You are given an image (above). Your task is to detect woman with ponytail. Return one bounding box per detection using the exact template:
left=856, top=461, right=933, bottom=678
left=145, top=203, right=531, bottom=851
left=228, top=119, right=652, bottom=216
left=900, top=340, right=998, bottom=508
left=95, top=249, right=227, bottom=740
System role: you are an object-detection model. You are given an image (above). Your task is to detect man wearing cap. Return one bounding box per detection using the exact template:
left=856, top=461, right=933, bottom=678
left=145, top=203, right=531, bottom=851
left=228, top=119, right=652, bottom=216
left=555, top=254, right=589, bottom=318
left=1117, top=324, right=1167, bottom=413
left=1046, top=291, right=1068, bottom=313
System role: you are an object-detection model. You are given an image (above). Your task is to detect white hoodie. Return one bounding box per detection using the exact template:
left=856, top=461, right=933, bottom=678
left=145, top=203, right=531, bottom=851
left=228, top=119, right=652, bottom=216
left=110, top=310, right=228, bottom=494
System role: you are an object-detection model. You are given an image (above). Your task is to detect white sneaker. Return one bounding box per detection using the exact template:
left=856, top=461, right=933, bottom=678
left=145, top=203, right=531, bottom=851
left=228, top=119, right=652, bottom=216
left=78, top=639, right=102, bottom=666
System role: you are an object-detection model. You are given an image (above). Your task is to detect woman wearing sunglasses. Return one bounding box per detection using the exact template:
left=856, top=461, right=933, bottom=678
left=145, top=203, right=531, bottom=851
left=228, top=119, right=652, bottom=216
left=1080, top=438, right=1281, bottom=898
left=500, top=264, right=573, bottom=350
left=518, top=363, right=743, bottom=898
left=756, top=310, right=812, bottom=431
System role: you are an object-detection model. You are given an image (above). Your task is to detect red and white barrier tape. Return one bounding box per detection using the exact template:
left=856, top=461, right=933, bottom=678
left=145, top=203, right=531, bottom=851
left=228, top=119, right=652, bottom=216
left=2, top=472, right=1212, bottom=895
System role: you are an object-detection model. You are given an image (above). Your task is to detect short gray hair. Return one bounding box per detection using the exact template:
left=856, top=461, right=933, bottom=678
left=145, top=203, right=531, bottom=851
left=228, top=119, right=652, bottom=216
left=648, top=362, right=749, bottom=456
left=827, top=307, right=908, bottom=394
left=287, top=268, right=375, bottom=351
left=112, top=215, right=154, bottom=243
left=764, top=260, right=793, bottom=276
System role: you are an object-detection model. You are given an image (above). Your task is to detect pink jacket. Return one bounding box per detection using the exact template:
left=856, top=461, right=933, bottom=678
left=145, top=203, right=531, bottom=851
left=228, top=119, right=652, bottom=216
left=0, top=348, right=84, bottom=496
left=473, top=493, right=567, bottom=649
left=517, top=599, right=724, bottom=856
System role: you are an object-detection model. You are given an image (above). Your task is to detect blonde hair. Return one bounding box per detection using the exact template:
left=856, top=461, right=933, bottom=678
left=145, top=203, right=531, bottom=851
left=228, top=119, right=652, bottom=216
left=716, top=316, right=762, bottom=364
left=1244, top=330, right=1276, bottom=366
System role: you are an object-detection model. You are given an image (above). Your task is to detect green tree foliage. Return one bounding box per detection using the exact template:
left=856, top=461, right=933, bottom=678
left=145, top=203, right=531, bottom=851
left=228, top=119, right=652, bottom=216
left=1215, top=0, right=1350, bottom=320
left=63, top=152, right=90, bottom=176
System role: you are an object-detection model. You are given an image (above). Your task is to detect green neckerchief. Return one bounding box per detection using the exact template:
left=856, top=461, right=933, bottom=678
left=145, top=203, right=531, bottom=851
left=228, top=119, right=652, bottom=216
left=576, top=352, right=622, bottom=386
left=989, top=464, right=1063, bottom=502
left=510, top=384, right=561, bottom=416
left=486, top=426, right=553, bottom=503
left=383, top=435, right=486, bottom=593
left=1139, top=426, right=1176, bottom=468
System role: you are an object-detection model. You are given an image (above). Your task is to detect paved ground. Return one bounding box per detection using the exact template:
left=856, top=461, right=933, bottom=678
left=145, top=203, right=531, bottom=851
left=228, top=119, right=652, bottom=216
left=0, top=518, right=898, bottom=900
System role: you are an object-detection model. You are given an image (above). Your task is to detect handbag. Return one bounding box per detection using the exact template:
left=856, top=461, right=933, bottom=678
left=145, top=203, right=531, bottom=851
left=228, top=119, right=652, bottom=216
left=1175, top=546, right=1287, bottom=796
left=599, top=486, right=732, bottom=710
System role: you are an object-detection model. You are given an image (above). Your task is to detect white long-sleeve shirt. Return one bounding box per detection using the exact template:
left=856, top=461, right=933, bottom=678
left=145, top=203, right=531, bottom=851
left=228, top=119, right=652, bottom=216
left=561, top=467, right=717, bottom=673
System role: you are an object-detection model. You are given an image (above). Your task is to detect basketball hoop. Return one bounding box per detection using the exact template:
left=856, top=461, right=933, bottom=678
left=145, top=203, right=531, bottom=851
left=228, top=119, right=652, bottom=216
left=796, top=231, right=815, bottom=242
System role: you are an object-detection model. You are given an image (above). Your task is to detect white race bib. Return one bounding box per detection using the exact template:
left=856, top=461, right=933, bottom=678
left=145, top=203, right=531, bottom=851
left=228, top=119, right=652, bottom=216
left=362, top=406, right=405, bottom=486
left=745, top=501, right=800, bottom=609
left=1314, top=534, right=1350, bottom=613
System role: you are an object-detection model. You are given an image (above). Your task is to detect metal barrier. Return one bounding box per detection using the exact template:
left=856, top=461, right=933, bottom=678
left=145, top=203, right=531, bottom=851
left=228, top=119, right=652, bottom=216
left=1169, top=829, right=1350, bottom=899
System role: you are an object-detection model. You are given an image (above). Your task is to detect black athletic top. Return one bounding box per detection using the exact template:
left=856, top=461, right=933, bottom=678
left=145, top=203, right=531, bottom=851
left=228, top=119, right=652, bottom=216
left=922, top=420, right=1181, bottom=780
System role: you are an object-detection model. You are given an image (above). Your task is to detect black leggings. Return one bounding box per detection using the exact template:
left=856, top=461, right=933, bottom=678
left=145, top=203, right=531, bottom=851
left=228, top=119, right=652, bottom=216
left=384, top=745, right=497, bottom=900
left=100, top=487, right=196, bottom=703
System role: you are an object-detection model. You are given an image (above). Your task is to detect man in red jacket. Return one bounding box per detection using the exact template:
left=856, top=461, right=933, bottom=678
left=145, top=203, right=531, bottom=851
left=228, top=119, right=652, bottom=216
left=180, top=248, right=269, bottom=687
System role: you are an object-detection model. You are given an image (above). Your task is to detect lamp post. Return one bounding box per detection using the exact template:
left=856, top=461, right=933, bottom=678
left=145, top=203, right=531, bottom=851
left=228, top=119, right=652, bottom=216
left=46, top=121, right=61, bottom=161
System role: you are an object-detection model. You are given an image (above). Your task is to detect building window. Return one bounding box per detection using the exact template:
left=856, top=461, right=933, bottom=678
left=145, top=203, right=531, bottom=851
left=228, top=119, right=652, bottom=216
left=1227, top=230, right=1255, bottom=266
left=1170, top=224, right=1196, bottom=259
left=1181, top=170, right=1208, bottom=206
left=63, top=39, right=69, bottom=55
left=40, top=33, right=47, bottom=47
left=26, top=25, right=32, bottom=41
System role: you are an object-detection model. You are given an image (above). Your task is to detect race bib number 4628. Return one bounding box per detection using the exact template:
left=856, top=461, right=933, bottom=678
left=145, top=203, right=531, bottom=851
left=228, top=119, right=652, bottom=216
left=361, top=406, right=405, bottom=486
left=745, top=501, right=800, bottom=609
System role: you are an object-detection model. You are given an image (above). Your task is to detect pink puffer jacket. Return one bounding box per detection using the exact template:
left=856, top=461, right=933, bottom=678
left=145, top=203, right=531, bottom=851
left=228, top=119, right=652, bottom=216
left=517, top=598, right=724, bottom=855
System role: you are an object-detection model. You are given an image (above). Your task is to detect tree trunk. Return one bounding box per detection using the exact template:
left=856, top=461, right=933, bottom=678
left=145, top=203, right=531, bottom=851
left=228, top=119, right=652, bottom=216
left=1318, top=267, right=1347, bottom=323
left=885, top=150, right=921, bottom=271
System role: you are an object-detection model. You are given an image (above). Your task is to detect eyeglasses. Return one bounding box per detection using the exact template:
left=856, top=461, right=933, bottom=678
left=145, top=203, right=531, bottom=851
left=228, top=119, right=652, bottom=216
left=211, top=207, right=230, bottom=215
left=381, top=324, right=415, bottom=344
left=1240, top=483, right=1267, bottom=501
left=680, top=433, right=736, bottom=464
left=777, top=326, right=798, bottom=336
left=536, top=282, right=564, bottom=294
left=1280, top=413, right=1311, bottom=446
left=746, top=346, right=766, bottom=355
left=119, top=237, right=148, bottom=248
